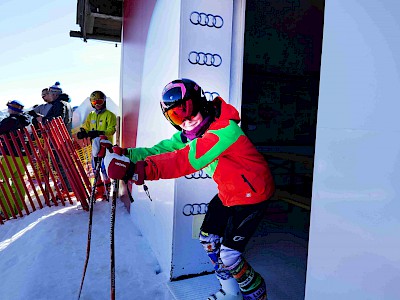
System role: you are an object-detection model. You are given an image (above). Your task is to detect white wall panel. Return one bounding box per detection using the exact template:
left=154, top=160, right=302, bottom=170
left=171, top=176, right=218, bottom=278
left=316, top=0, right=400, bottom=131
left=128, top=0, right=242, bottom=280
left=130, top=0, right=181, bottom=279
left=179, top=0, right=233, bottom=101
left=168, top=0, right=235, bottom=279
left=306, top=1, right=400, bottom=299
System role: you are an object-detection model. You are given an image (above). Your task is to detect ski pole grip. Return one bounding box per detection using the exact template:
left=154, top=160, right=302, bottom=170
left=112, top=146, right=123, bottom=156
left=97, top=135, right=111, bottom=158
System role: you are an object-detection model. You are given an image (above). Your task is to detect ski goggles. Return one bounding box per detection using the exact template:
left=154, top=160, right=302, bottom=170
left=163, top=98, right=199, bottom=126
left=90, top=98, right=105, bottom=106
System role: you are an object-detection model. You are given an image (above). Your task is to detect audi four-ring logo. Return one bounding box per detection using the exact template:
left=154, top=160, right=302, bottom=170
left=185, top=170, right=211, bottom=179
left=183, top=203, right=208, bottom=216
left=188, top=51, right=222, bottom=67
left=204, top=91, right=220, bottom=101
left=190, top=11, right=224, bottom=28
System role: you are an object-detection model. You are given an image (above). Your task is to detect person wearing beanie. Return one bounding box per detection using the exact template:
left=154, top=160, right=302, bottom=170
left=41, top=81, right=74, bottom=195
left=42, top=81, right=73, bottom=136
left=6, top=100, right=25, bottom=114
left=0, top=100, right=32, bottom=217
left=77, top=90, right=117, bottom=201
left=49, top=81, right=62, bottom=95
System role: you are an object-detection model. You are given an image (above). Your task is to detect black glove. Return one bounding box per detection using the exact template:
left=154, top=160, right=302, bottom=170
left=87, top=130, right=105, bottom=139
left=77, top=128, right=89, bottom=139
left=27, top=110, right=43, bottom=118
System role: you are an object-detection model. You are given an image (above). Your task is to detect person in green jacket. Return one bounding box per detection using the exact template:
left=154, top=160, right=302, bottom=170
left=77, top=91, right=117, bottom=200
left=93, top=79, right=275, bottom=300
left=78, top=91, right=117, bottom=143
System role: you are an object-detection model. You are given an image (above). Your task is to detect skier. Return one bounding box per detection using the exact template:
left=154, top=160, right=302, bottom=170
left=0, top=100, right=31, bottom=217
left=93, top=78, right=274, bottom=300
left=77, top=91, right=117, bottom=141
left=77, top=90, right=116, bottom=200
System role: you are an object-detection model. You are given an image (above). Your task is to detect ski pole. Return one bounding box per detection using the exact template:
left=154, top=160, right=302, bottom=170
left=109, top=146, right=124, bottom=299
left=110, top=176, right=119, bottom=300
left=77, top=158, right=102, bottom=300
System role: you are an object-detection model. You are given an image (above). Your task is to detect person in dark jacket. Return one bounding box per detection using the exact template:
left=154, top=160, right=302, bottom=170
left=93, top=79, right=274, bottom=300
left=39, top=82, right=73, bottom=194
left=41, top=82, right=73, bottom=136
left=0, top=100, right=31, bottom=217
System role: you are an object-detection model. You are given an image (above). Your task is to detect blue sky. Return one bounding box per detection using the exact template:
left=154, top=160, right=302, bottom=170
left=0, top=0, right=121, bottom=109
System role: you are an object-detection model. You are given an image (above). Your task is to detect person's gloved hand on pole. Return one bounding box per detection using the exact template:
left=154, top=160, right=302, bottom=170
left=76, top=128, right=89, bottom=139
left=92, top=136, right=113, bottom=159
left=103, top=146, right=146, bottom=185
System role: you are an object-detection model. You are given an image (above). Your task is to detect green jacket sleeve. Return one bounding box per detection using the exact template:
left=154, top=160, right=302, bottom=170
left=143, top=120, right=244, bottom=180
left=126, top=131, right=186, bottom=163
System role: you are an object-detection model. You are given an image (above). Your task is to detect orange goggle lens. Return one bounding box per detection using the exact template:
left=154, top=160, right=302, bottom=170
left=164, top=99, right=196, bottom=126
left=91, top=99, right=105, bottom=106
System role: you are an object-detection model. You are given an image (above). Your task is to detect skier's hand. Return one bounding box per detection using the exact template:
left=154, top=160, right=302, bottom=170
left=132, top=161, right=146, bottom=185
left=92, top=136, right=113, bottom=158
left=104, top=147, right=146, bottom=184
left=103, top=150, right=133, bottom=181
left=77, top=128, right=88, bottom=139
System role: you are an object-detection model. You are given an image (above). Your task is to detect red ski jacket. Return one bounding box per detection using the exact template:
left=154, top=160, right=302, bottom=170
left=127, top=97, right=275, bottom=206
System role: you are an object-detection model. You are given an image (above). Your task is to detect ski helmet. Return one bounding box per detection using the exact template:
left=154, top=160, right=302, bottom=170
left=90, top=90, right=106, bottom=108
left=161, top=78, right=208, bottom=130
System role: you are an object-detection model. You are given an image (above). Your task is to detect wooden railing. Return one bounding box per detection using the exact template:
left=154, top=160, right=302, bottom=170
left=0, top=118, right=91, bottom=224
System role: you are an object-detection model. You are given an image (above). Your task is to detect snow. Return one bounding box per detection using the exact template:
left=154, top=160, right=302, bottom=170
left=0, top=200, right=174, bottom=300
left=0, top=192, right=310, bottom=300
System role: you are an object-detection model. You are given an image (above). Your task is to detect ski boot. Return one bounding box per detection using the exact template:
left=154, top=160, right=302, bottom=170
left=94, top=183, right=105, bottom=201
left=207, top=278, right=242, bottom=300
left=207, top=289, right=243, bottom=300
left=57, top=190, right=75, bottom=201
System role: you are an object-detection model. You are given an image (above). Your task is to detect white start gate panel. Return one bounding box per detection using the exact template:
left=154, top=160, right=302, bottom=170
left=128, top=0, right=238, bottom=280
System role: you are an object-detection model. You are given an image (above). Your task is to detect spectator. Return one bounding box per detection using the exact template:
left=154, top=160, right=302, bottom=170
left=0, top=100, right=31, bottom=217
left=35, top=88, right=52, bottom=116
left=41, top=82, right=74, bottom=195
left=28, top=88, right=53, bottom=127
left=77, top=90, right=117, bottom=200
left=41, top=82, right=73, bottom=136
